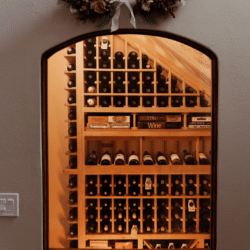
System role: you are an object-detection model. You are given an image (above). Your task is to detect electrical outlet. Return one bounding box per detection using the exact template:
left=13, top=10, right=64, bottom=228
left=0, top=193, right=19, bottom=216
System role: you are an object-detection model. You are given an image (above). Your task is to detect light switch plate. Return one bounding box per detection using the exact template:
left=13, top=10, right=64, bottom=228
left=0, top=193, right=19, bottom=216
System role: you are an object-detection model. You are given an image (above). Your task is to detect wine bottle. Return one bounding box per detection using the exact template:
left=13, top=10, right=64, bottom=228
left=158, top=220, right=167, bottom=233
left=143, top=63, right=152, bottom=69
left=85, top=47, right=96, bottom=59
left=157, top=96, right=168, bottom=107
left=130, top=202, right=140, bottom=221
left=156, top=65, right=162, bottom=75
left=186, top=218, right=196, bottom=232
left=114, top=84, right=125, bottom=93
left=144, top=219, right=153, bottom=233
left=114, top=150, right=125, bottom=165
left=172, top=216, right=182, bottom=232
left=183, top=150, right=197, bottom=165
left=69, top=207, right=77, bottom=221
left=85, top=37, right=96, bottom=47
left=86, top=71, right=96, bottom=84
left=128, top=59, right=139, bottom=69
left=158, top=178, right=168, bottom=196
left=85, top=59, right=96, bottom=68
left=128, top=84, right=140, bottom=93
left=69, top=175, right=77, bottom=188
left=116, top=202, right=125, bottom=221
left=100, top=151, right=111, bottom=165
left=143, top=84, right=154, bottom=93
left=199, top=152, right=210, bottom=165
left=128, top=151, right=139, bottom=165
left=87, top=219, right=97, bottom=233
left=157, top=84, right=168, bottom=93
left=69, top=156, right=77, bottom=169
left=114, top=58, right=125, bottom=69
left=101, top=201, right=111, bottom=219
left=101, top=220, right=111, bottom=233
left=68, top=95, right=76, bottom=104
left=142, top=72, right=153, bottom=83
left=69, top=191, right=77, bottom=204
left=67, top=80, right=76, bottom=88
left=86, top=151, right=97, bottom=165
left=68, top=125, right=76, bottom=136
left=172, top=176, right=182, bottom=196
left=199, top=218, right=210, bottom=232
left=115, top=176, right=125, bottom=196
left=129, top=175, right=140, bottom=196
left=70, top=224, right=78, bottom=237
left=70, top=240, right=78, bottom=248
left=69, top=141, right=77, bottom=152
left=157, top=75, right=166, bottom=84
left=142, top=54, right=148, bottom=66
left=128, top=96, right=140, bottom=107
left=128, top=51, right=138, bottom=61
left=86, top=97, right=96, bottom=107
left=170, top=152, right=182, bottom=165
left=99, top=84, right=111, bottom=93
left=144, top=177, right=153, bottom=196
left=100, top=96, right=111, bottom=107
left=67, top=64, right=76, bottom=71
left=186, top=176, right=196, bottom=195
left=101, top=176, right=111, bottom=196
left=100, top=60, right=110, bottom=69
left=114, top=72, right=125, bottom=83
left=68, top=109, right=76, bottom=120
left=128, top=72, right=139, bottom=84
left=200, top=91, right=209, bottom=107
left=156, top=152, right=168, bottom=165
left=171, top=96, right=183, bottom=107
left=114, top=51, right=124, bottom=61
left=143, top=96, right=154, bottom=107
left=86, top=177, right=97, bottom=196
left=143, top=151, right=153, bottom=165
left=86, top=85, right=96, bottom=93
left=67, top=47, right=75, bottom=54
left=99, top=72, right=110, bottom=83
left=186, top=96, right=197, bottom=107
left=171, top=85, right=181, bottom=93
left=114, top=96, right=125, bottom=107
left=185, top=86, right=195, bottom=93
left=100, top=50, right=110, bottom=61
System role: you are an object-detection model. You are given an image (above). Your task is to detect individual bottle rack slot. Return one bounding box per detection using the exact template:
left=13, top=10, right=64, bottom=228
left=84, top=175, right=210, bottom=197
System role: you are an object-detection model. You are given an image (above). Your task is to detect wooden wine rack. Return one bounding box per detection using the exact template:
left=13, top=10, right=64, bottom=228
left=63, top=35, right=212, bottom=249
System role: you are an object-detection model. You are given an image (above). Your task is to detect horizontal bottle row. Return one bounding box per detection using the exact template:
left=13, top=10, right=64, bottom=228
left=68, top=198, right=210, bottom=234
left=69, top=239, right=210, bottom=249
left=85, top=150, right=210, bottom=166
left=68, top=175, right=210, bottom=196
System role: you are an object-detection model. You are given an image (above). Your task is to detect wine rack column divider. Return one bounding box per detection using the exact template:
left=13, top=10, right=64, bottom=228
left=125, top=38, right=128, bottom=105
left=154, top=175, right=157, bottom=233
left=76, top=41, right=86, bottom=248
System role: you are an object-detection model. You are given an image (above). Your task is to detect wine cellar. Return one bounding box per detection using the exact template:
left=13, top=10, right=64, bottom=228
left=46, top=34, right=215, bottom=249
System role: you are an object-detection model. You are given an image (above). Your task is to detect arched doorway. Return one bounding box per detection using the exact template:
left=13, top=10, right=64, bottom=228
left=42, top=30, right=218, bottom=250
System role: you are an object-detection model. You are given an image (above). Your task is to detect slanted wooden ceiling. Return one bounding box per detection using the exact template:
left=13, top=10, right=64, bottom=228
left=117, top=34, right=212, bottom=98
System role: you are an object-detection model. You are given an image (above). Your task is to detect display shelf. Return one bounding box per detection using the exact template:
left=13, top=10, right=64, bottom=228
left=84, top=165, right=211, bottom=175
left=62, top=35, right=212, bottom=249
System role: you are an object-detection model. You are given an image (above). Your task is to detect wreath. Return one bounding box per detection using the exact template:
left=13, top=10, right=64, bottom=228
left=59, top=0, right=185, bottom=31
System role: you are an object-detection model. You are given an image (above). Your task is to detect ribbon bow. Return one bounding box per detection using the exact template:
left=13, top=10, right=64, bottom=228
left=110, top=0, right=136, bottom=32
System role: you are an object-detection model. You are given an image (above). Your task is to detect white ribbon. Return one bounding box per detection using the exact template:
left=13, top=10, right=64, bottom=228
left=110, top=0, right=136, bottom=32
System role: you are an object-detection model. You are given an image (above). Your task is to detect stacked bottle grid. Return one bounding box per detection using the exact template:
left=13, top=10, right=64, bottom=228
left=82, top=174, right=210, bottom=235
left=64, top=36, right=210, bottom=109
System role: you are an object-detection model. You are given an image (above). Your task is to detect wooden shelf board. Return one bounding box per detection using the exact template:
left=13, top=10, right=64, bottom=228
left=82, top=107, right=211, bottom=113
left=84, top=130, right=211, bottom=138
left=84, top=233, right=210, bottom=240
left=84, top=165, right=210, bottom=175
left=63, top=169, right=78, bottom=174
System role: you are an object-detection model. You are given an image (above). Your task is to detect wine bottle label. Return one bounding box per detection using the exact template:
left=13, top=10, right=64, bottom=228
left=145, top=177, right=152, bottom=190
left=128, top=155, right=139, bottom=162
left=170, top=154, right=180, bottom=161
left=101, top=154, right=111, bottom=162
left=166, top=115, right=182, bottom=122
left=87, top=98, right=96, bottom=106
left=157, top=155, right=167, bottom=162
left=199, top=153, right=207, bottom=159
left=143, top=155, right=153, bottom=162
left=138, top=121, right=166, bottom=129
left=108, top=116, right=130, bottom=123
left=138, top=114, right=166, bottom=121
left=115, top=154, right=125, bottom=162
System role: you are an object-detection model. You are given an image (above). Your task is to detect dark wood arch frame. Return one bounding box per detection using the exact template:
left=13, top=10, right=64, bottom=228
left=42, top=29, right=218, bottom=250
